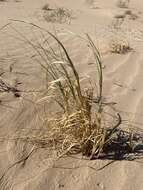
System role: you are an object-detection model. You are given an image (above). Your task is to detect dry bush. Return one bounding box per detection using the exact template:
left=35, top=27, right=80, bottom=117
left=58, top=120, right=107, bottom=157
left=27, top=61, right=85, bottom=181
left=42, top=6, right=73, bottom=24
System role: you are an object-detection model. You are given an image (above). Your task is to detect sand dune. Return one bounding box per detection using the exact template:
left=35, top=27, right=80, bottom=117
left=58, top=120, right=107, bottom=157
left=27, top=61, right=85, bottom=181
left=0, top=0, right=143, bottom=189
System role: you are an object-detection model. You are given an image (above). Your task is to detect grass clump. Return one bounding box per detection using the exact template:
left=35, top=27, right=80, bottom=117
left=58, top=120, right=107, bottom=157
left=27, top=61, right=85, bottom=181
left=36, top=33, right=106, bottom=159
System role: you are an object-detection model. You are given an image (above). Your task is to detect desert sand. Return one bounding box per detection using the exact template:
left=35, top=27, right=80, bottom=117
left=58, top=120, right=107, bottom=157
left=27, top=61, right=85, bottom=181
left=0, top=0, right=143, bottom=189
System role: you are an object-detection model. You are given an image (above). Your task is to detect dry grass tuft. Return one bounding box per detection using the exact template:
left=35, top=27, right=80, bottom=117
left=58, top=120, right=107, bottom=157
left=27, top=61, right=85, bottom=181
left=34, top=32, right=107, bottom=159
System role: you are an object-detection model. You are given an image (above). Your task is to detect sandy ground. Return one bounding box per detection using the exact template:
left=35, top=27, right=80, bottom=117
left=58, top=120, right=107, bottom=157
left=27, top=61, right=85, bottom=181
left=0, top=0, right=143, bottom=189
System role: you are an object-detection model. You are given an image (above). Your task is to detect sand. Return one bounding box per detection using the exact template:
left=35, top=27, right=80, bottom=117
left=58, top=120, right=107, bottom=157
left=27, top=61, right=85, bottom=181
left=0, top=0, right=143, bottom=189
